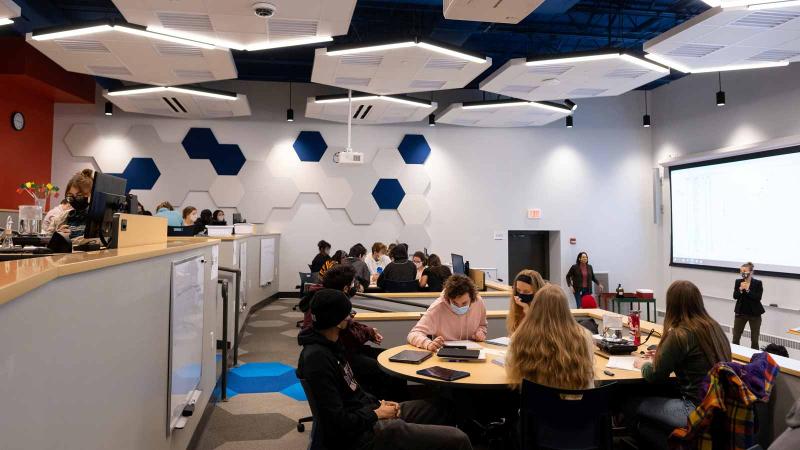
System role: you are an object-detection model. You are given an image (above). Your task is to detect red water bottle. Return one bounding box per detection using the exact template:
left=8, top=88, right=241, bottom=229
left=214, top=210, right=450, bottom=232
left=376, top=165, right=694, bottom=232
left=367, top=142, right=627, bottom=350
left=629, top=310, right=641, bottom=346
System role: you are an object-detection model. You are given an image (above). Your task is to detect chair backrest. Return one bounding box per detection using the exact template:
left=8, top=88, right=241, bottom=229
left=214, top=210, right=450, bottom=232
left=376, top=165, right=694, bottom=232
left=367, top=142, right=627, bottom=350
left=299, top=379, right=326, bottom=450
left=381, top=279, right=419, bottom=293
left=521, top=379, right=615, bottom=450
left=299, top=272, right=313, bottom=294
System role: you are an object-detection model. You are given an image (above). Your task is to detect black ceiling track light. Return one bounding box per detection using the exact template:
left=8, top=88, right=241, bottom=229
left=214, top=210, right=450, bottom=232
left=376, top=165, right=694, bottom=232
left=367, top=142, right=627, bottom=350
left=104, top=101, right=113, bottom=116
left=287, top=81, right=294, bottom=122
left=566, top=115, right=573, bottom=128
left=642, top=91, right=651, bottom=128
left=716, top=72, right=726, bottom=107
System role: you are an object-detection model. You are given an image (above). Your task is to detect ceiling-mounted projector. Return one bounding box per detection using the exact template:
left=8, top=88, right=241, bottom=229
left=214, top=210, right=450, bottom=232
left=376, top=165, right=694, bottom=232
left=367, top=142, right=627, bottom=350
left=335, top=149, right=364, bottom=165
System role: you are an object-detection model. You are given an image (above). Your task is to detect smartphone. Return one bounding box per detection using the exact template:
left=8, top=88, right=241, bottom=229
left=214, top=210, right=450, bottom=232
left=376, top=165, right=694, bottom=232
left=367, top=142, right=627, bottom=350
left=417, top=366, right=470, bottom=382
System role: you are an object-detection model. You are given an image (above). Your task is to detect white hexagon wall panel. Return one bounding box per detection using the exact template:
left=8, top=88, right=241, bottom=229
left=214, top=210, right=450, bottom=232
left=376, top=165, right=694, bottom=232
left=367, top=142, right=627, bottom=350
left=318, top=177, right=353, bottom=209
left=237, top=190, right=273, bottom=224
left=345, top=192, right=380, bottom=225
left=371, top=148, right=406, bottom=178
left=397, top=195, right=430, bottom=225
left=397, top=165, right=430, bottom=195
left=127, top=125, right=187, bottom=169
left=293, top=163, right=330, bottom=193
left=64, top=124, right=139, bottom=173
left=209, top=176, right=245, bottom=207
left=398, top=224, right=432, bottom=250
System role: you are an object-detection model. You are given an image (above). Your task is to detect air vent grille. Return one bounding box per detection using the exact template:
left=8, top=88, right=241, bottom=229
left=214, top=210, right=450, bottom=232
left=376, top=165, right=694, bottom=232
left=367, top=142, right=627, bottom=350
left=174, top=69, right=214, bottom=79
left=409, top=80, right=446, bottom=89
left=334, top=77, right=371, bottom=86
left=340, top=54, right=383, bottom=66
left=668, top=43, right=724, bottom=58
left=425, top=58, right=468, bottom=70
left=157, top=12, right=214, bottom=32
left=87, top=65, right=132, bottom=76
left=568, top=88, right=608, bottom=97
left=268, top=19, right=318, bottom=38
left=56, top=39, right=110, bottom=53
left=156, top=44, right=203, bottom=57
left=749, top=49, right=800, bottom=62
left=732, top=10, right=800, bottom=29
left=502, top=85, right=536, bottom=94
left=527, top=64, right=572, bottom=76
left=605, top=68, right=650, bottom=79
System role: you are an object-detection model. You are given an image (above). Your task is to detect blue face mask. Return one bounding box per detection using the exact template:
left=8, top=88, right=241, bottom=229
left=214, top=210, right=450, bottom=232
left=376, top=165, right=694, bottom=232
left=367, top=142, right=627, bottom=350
left=449, top=302, right=470, bottom=316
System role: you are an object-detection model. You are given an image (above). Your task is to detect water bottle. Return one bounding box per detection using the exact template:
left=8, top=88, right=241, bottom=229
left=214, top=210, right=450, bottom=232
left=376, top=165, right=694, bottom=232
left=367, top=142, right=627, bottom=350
left=1, top=215, right=14, bottom=249
left=616, top=283, right=625, bottom=298
left=629, top=310, right=641, bottom=346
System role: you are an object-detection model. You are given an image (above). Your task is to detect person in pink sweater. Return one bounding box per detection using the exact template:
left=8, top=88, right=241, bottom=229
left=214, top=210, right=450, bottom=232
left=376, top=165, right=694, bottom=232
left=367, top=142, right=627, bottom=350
left=408, top=274, right=488, bottom=351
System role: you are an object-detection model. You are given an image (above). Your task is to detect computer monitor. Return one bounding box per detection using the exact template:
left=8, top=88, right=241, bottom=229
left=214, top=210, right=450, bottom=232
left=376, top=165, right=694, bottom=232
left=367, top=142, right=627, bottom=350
left=84, top=173, right=129, bottom=246
left=451, top=253, right=465, bottom=275
left=232, top=213, right=244, bottom=224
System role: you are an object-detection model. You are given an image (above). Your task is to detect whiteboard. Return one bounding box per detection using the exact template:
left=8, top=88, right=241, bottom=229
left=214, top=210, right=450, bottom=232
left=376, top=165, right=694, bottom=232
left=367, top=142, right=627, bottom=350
left=260, top=237, right=276, bottom=286
left=168, top=255, right=205, bottom=432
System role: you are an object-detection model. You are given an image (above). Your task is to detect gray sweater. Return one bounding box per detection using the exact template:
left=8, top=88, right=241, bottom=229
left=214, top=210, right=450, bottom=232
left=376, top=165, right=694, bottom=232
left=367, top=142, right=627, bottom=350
left=769, top=397, right=800, bottom=450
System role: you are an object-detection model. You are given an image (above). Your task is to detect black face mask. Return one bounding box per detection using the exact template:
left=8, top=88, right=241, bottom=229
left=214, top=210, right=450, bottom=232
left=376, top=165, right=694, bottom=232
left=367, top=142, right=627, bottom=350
left=517, top=293, right=534, bottom=304
left=68, top=196, right=89, bottom=211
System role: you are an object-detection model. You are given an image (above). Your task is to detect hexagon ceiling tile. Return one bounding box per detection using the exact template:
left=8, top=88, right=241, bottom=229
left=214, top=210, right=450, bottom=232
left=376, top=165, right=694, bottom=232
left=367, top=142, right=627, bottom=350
left=318, top=177, right=353, bottom=209
left=372, top=148, right=405, bottom=178
left=371, top=178, right=405, bottom=210
left=345, top=192, right=380, bottom=225
left=209, top=176, right=245, bottom=207
left=397, top=194, right=430, bottom=225
left=398, top=134, right=432, bottom=164
left=293, top=131, right=328, bottom=162
left=397, top=165, right=430, bottom=195
left=398, top=225, right=432, bottom=251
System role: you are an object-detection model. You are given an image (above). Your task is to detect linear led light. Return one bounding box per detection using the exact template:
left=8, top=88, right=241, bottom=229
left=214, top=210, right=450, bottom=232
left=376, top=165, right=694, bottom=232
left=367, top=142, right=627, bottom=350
left=644, top=53, right=692, bottom=73
left=691, top=61, right=789, bottom=73
left=462, top=100, right=570, bottom=114
left=526, top=52, right=668, bottom=73
left=0, top=18, right=14, bottom=26
left=326, top=40, right=488, bottom=64
left=529, top=101, right=573, bottom=114
left=246, top=36, right=333, bottom=51
left=146, top=26, right=333, bottom=51
left=315, top=95, right=380, bottom=104
left=314, top=95, right=433, bottom=108
left=32, top=24, right=215, bottom=49
left=618, top=53, right=670, bottom=73
left=107, top=86, right=238, bottom=100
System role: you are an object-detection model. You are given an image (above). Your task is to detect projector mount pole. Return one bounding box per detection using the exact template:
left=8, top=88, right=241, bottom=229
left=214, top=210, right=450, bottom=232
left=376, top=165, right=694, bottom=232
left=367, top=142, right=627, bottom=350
left=346, top=89, right=352, bottom=152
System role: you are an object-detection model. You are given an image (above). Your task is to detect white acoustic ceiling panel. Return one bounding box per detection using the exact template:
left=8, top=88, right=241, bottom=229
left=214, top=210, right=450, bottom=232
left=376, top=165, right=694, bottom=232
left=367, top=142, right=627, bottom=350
left=25, top=23, right=237, bottom=85
left=305, top=93, right=436, bottom=124
left=480, top=52, right=669, bottom=102
left=0, top=0, right=21, bottom=25
left=436, top=99, right=572, bottom=127
left=644, top=5, right=800, bottom=73
left=311, top=39, right=491, bottom=95
left=112, top=0, right=356, bottom=50
left=443, top=0, right=546, bottom=24
left=103, top=85, right=251, bottom=119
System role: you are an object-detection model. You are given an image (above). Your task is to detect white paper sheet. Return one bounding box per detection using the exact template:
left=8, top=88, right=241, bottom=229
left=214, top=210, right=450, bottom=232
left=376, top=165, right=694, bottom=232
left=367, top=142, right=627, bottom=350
left=259, top=238, right=275, bottom=286
left=486, top=336, right=510, bottom=347
left=606, top=356, right=639, bottom=372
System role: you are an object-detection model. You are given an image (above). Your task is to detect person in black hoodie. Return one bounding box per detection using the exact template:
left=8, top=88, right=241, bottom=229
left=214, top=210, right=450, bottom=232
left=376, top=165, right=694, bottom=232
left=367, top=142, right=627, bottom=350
left=296, top=289, right=472, bottom=450
left=376, top=243, right=417, bottom=291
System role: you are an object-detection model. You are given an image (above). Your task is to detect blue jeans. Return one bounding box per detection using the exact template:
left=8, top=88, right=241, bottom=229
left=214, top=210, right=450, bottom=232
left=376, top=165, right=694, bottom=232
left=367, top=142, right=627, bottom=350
left=573, top=287, right=591, bottom=308
left=625, top=397, right=695, bottom=450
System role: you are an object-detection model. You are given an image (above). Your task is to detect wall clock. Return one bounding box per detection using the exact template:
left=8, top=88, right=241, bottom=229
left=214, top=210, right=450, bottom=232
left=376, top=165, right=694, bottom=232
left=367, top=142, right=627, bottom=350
left=11, top=112, right=24, bottom=131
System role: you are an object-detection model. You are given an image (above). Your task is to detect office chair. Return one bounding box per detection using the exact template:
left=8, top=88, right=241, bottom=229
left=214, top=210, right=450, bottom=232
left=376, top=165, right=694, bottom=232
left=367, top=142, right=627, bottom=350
left=297, top=379, right=326, bottom=450
left=380, top=279, right=420, bottom=293
left=520, top=380, right=615, bottom=450
left=294, top=272, right=314, bottom=312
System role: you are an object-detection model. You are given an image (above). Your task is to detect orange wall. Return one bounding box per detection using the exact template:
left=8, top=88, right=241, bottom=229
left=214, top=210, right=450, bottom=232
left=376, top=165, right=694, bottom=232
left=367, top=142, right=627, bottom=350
left=0, top=88, right=54, bottom=210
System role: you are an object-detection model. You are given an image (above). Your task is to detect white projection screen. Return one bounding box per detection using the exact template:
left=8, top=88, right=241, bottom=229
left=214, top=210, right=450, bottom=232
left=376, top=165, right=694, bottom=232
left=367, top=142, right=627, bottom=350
left=670, top=147, right=800, bottom=278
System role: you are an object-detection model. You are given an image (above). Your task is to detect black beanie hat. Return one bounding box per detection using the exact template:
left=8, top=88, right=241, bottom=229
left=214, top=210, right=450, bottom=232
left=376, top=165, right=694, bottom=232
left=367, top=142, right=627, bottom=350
left=310, top=288, right=352, bottom=330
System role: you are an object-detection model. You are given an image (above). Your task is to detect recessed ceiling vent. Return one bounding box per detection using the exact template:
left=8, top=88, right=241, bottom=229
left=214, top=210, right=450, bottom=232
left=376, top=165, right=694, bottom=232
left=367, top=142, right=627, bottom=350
left=156, top=44, right=204, bottom=57
left=334, top=77, right=371, bottom=86
left=605, top=68, right=650, bottom=79
left=527, top=64, right=572, bottom=75
left=157, top=12, right=214, bottom=32
left=568, top=88, right=607, bottom=96
left=668, top=44, right=724, bottom=58
left=340, top=54, right=383, bottom=66
left=731, top=11, right=800, bottom=29
left=268, top=19, right=318, bottom=38
left=425, top=58, right=468, bottom=70
left=56, top=39, right=110, bottom=53
left=87, top=65, right=132, bottom=76
left=749, top=49, right=800, bottom=62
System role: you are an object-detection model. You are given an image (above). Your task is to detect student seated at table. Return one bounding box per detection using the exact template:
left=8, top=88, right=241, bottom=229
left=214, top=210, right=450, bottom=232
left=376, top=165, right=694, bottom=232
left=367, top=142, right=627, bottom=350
left=155, top=201, right=183, bottom=227
left=418, top=254, right=452, bottom=292
left=211, top=209, right=227, bottom=225
left=343, top=243, right=372, bottom=292
left=506, top=284, right=595, bottom=390
left=377, top=244, right=416, bottom=291
left=54, top=169, right=94, bottom=239
left=43, top=198, right=72, bottom=233
left=506, top=269, right=546, bottom=335
left=408, top=274, right=487, bottom=351
left=297, top=288, right=473, bottom=450
left=366, top=242, right=391, bottom=278
left=626, top=280, right=731, bottom=449
left=310, top=239, right=332, bottom=274
left=412, top=251, right=427, bottom=280
left=320, top=250, right=347, bottom=278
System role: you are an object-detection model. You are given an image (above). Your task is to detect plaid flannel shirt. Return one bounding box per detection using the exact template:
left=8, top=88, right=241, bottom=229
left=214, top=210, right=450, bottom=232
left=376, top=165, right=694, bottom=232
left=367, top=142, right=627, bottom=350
left=669, top=352, right=778, bottom=450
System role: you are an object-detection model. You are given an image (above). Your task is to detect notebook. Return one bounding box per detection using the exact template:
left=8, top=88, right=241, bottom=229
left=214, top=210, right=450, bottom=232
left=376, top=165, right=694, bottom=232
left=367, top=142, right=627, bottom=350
left=388, top=349, right=433, bottom=364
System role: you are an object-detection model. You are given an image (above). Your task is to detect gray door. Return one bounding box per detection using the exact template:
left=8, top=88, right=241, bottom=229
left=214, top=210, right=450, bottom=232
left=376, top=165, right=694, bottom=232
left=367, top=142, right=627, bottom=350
left=508, top=230, right=550, bottom=282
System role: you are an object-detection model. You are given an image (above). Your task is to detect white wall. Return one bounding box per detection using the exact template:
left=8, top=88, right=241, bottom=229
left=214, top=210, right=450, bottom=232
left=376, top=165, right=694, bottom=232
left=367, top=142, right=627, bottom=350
left=651, top=64, right=800, bottom=341
left=52, top=81, right=658, bottom=296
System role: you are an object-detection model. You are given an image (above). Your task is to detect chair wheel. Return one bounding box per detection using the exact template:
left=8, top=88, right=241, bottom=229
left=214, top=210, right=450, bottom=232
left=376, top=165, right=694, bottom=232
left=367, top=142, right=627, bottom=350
left=297, top=423, right=305, bottom=433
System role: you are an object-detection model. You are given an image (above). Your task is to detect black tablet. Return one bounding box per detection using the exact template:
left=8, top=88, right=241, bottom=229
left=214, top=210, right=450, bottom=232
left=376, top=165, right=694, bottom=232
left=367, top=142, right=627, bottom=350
left=437, top=348, right=480, bottom=360
left=417, top=366, right=470, bottom=382
left=389, top=350, right=433, bottom=364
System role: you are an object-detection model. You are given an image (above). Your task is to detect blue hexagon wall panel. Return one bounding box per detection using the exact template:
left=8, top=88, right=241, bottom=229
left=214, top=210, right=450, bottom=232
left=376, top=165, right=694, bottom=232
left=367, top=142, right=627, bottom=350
left=398, top=134, right=431, bottom=164
left=293, top=131, right=327, bottom=162
left=110, top=157, right=161, bottom=192
left=182, top=128, right=246, bottom=175
left=372, top=178, right=405, bottom=209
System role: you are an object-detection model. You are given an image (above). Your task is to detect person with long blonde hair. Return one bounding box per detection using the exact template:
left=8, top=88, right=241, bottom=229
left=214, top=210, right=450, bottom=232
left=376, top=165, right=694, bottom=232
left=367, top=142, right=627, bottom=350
left=506, top=284, right=595, bottom=390
left=506, top=269, right=546, bottom=335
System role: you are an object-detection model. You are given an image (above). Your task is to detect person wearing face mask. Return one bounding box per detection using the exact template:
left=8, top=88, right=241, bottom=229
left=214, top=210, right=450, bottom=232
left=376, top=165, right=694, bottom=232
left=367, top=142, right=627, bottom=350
left=566, top=251, right=604, bottom=308
left=506, top=269, right=546, bottom=335
left=211, top=209, right=226, bottom=225
left=55, top=169, right=94, bottom=239
left=412, top=251, right=427, bottom=280
left=407, top=274, right=488, bottom=351
left=732, top=262, right=764, bottom=349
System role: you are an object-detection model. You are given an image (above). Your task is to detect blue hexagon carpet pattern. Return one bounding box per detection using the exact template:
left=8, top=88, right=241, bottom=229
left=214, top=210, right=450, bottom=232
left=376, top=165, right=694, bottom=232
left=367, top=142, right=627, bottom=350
left=293, top=131, right=328, bottom=162
left=215, top=362, right=306, bottom=401
left=182, top=128, right=246, bottom=175
left=398, top=134, right=431, bottom=164
left=372, top=178, right=406, bottom=209
left=109, top=157, right=161, bottom=192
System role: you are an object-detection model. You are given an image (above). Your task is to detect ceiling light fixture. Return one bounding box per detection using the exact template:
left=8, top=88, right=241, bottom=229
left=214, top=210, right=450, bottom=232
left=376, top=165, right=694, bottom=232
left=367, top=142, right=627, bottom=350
left=32, top=23, right=215, bottom=49
left=113, top=25, right=215, bottom=49
left=314, top=94, right=433, bottom=108
left=462, top=100, right=529, bottom=110
left=643, top=91, right=651, bottom=128
left=246, top=36, right=333, bottom=51
left=644, top=53, right=788, bottom=73
left=104, top=101, right=113, bottom=116
left=429, top=114, right=436, bottom=127
left=566, top=116, right=573, bottom=128
left=0, top=18, right=14, bottom=26
left=107, top=85, right=238, bottom=100
left=461, top=99, right=571, bottom=114
left=146, top=27, right=333, bottom=51
left=325, top=38, right=488, bottom=64
left=644, top=53, right=691, bottom=73
left=564, top=99, right=577, bottom=111
left=287, top=82, right=294, bottom=122
left=526, top=51, right=668, bottom=73
left=716, top=72, right=726, bottom=106
left=31, top=24, right=113, bottom=41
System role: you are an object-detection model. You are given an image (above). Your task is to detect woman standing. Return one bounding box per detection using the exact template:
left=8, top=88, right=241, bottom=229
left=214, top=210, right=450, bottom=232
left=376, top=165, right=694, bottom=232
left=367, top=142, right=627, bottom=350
left=566, top=252, right=604, bottom=308
left=506, top=270, right=546, bottom=335
left=732, top=262, right=764, bottom=349
left=506, top=284, right=595, bottom=390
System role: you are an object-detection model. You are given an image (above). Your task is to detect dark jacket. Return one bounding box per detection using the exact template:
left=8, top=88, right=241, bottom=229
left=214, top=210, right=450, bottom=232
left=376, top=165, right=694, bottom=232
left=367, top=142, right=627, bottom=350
left=733, top=278, right=764, bottom=316
left=343, top=257, right=371, bottom=291
left=296, top=328, right=379, bottom=450
left=566, top=263, right=599, bottom=292
left=422, top=265, right=452, bottom=292
left=310, top=253, right=330, bottom=273
left=376, top=258, right=416, bottom=289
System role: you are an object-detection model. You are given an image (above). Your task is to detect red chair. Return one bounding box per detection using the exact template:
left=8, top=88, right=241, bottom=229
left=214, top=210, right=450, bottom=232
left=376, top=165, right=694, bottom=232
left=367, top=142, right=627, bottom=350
left=581, top=294, right=598, bottom=309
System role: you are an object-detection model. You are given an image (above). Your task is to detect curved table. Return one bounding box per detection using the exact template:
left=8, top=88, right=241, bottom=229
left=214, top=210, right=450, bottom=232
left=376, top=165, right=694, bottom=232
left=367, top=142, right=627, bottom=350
left=378, top=341, right=648, bottom=389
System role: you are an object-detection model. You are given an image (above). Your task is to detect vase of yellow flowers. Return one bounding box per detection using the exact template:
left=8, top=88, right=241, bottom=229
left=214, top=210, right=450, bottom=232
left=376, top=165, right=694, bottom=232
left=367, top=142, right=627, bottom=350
left=16, top=182, right=59, bottom=235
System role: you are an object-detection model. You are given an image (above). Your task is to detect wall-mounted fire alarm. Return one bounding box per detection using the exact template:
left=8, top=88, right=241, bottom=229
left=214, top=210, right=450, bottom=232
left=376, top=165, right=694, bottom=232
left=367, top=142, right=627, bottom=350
left=569, top=237, right=577, bottom=245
